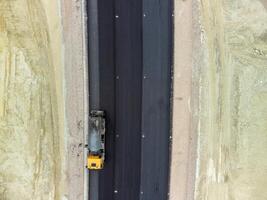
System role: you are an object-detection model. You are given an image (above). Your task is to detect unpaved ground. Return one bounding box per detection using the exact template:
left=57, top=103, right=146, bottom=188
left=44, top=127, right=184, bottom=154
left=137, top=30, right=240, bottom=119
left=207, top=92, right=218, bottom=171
left=0, top=0, right=64, bottom=199
left=195, top=0, right=267, bottom=199
left=171, top=0, right=267, bottom=199
left=170, top=0, right=195, bottom=200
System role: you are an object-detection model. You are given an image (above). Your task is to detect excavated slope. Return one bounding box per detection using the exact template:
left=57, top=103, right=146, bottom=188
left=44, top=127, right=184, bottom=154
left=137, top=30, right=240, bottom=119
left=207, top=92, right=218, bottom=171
left=195, top=0, right=267, bottom=199
left=0, top=0, right=64, bottom=199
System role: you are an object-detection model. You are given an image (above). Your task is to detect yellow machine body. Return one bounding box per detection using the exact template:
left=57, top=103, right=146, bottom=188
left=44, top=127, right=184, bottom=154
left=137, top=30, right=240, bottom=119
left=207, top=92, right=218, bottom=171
left=88, top=154, right=104, bottom=170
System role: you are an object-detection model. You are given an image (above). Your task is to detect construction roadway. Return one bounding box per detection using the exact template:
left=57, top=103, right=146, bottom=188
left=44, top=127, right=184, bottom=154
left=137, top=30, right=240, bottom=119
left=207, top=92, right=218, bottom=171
left=88, top=0, right=173, bottom=199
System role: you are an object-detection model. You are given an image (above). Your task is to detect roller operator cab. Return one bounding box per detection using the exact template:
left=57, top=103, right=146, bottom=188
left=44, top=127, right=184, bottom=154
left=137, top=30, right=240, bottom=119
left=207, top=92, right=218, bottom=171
left=88, top=154, right=104, bottom=170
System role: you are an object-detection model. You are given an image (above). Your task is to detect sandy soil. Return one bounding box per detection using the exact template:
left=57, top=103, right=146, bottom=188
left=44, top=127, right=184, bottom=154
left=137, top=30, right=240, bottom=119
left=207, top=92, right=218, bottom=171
left=0, top=0, right=64, bottom=199
left=170, top=0, right=195, bottom=200
left=195, top=0, right=267, bottom=199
